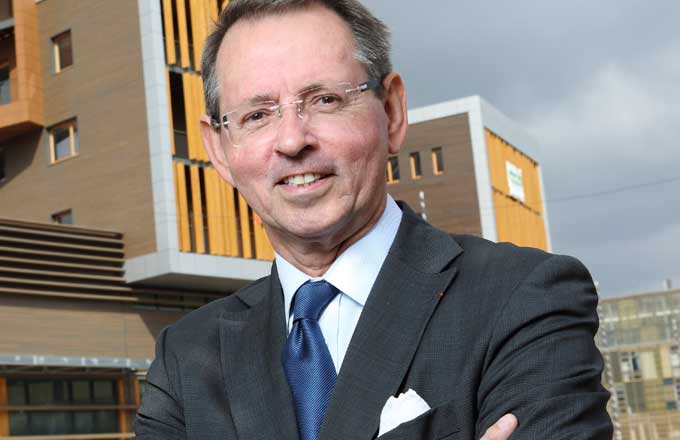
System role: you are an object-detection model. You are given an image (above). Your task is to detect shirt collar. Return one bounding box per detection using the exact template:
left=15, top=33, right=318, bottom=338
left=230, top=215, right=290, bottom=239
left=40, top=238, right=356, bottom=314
left=276, top=195, right=403, bottom=318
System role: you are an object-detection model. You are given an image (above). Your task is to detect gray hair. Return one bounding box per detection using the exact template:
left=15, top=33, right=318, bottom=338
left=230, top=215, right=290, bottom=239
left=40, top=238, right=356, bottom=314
left=200, top=0, right=392, bottom=121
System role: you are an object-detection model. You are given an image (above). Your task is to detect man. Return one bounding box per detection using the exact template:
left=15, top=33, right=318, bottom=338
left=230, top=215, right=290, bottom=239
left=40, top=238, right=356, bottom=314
left=135, top=1, right=612, bottom=439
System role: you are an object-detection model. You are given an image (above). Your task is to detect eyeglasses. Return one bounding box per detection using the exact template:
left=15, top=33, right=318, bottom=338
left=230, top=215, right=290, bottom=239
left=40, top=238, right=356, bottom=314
left=210, top=79, right=381, bottom=147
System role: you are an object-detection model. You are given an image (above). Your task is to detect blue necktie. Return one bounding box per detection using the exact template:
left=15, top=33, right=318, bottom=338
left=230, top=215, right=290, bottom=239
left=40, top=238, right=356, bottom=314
left=282, top=280, right=339, bottom=440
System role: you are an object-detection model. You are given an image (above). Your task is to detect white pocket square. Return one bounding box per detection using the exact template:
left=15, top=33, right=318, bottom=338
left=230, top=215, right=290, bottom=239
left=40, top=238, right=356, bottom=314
left=378, top=389, right=431, bottom=437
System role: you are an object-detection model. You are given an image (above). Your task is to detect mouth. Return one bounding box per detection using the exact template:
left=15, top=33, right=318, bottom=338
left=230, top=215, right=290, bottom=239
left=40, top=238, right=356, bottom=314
left=279, top=172, right=331, bottom=188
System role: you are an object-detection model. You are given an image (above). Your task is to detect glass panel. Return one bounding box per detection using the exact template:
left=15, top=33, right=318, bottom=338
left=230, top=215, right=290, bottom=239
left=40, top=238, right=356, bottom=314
left=30, top=411, right=71, bottom=435
left=73, top=411, right=95, bottom=434
left=53, top=210, right=74, bottom=225
left=57, top=32, right=73, bottom=69
left=388, top=156, right=399, bottom=181
left=27, top=380, right=54, bottom=405
left=94, top=410, right=119, bottom=433
left=71, top=380, right=91, bottom=404
left=73, top=124, right=79, bottom=153
left=53, top=125, right=72, bottom=160
left=0, top=65, right=10, bottom=105
left=433, top=147, right=444, bottom=173
left=9, top=411, right=29, bottom=436
left=92, top=380, right=116, bottom=404
left=410, top=152, right=422, bottom=178
left=7, top=379, right=26, bottom=405
left=53, top=379, right=69, bottom=404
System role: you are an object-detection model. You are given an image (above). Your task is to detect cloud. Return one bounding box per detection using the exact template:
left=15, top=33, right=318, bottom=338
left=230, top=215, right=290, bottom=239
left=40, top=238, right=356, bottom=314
left=522, top=41, right=680, bottom=167
left=361, top=0, right=680, bottom=298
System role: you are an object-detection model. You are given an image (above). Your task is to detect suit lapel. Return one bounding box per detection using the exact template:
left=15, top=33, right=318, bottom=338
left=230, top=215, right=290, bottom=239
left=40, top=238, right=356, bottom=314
left=219, top=265, right=299, bottom=440
left=320, top=205, right=463, bottom=440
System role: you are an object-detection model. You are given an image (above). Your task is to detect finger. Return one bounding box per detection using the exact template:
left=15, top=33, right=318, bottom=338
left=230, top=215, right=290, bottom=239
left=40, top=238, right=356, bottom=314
left=480, top=413, right=518, bottom=440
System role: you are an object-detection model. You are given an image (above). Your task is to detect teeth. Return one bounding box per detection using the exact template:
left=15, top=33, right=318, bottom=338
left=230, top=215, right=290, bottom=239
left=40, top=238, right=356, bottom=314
left=285, top=173, right=323, bottom=187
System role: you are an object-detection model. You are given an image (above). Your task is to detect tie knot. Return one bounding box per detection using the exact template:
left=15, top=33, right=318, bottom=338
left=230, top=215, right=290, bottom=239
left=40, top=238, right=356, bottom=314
left=292, top=280, right=338, bottom=321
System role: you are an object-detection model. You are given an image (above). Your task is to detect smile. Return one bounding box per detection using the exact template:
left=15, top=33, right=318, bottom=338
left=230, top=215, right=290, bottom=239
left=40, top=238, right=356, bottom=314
left=282, top=173, right=326, bottom=187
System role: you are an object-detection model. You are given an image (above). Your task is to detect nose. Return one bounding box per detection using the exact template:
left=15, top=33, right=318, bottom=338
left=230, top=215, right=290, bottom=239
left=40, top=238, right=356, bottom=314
left=274, top=102, right=311, bottom=157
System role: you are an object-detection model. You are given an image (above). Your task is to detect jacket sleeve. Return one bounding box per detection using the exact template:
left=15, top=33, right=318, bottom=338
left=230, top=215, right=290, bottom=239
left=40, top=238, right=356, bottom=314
left=475, top=254, right=613, bottom=439
left=134, top=326, right=187, bottom=440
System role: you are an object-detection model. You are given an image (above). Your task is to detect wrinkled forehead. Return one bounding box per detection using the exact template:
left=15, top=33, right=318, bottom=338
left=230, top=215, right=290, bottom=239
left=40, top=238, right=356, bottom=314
left=215, top=6, right=367, bottom=109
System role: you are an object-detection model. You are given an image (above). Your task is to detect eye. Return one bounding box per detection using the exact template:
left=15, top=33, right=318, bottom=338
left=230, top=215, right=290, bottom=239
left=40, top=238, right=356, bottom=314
left=319, top=95, right=339, bottom=105
left=247, top=112, right=265, bottom=122
left=241, top=108, right=274, bottom=128
left=310, top=93, right=344, bottom=111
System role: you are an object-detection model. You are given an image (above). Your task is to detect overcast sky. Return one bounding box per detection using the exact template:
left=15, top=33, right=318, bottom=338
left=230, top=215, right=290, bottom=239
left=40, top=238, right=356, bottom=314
left=362, top=0, right=680, bottom=297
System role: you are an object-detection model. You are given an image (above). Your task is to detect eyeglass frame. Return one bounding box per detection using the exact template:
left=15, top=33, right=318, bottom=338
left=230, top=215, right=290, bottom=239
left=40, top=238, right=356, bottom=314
left=209, top=78, right=382, bottom=138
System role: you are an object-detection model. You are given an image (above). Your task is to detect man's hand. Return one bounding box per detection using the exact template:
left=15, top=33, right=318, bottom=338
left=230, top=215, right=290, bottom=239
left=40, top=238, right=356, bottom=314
left=480, top=413, right=518, bottom=440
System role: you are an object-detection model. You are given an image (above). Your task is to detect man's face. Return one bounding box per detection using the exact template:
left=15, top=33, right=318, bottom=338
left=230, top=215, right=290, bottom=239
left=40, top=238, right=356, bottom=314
left=204, top=6, right=405, bottom=248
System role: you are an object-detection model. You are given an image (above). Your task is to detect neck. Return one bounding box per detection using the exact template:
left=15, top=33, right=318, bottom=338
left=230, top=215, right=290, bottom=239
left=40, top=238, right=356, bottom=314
left=269, top=197, right=387, bottom=277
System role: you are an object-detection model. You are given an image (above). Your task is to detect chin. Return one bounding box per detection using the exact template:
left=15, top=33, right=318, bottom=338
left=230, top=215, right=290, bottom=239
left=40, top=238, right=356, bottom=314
left=279, top=212, right=349, bottom=241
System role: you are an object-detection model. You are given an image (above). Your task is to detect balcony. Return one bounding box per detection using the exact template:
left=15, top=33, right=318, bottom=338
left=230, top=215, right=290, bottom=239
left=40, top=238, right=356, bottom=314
left=0, top=0, right=43, bottom=142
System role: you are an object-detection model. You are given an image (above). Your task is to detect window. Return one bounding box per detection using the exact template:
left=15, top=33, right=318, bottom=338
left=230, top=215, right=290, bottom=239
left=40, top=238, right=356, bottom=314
left=0, top=64, right=9, bottom=105
left=409, top=152, right=422, bottom=179
left=7, top=378, right=120, bottom=436
left=386, top=155, right=400, bottom=183
left=52, top=209, right=73, bottom=225
left=52, top=30, right=73, bottom=73
left=432, top=147, right=444, bottom=175
left=49, top=119, right=78, bottom=163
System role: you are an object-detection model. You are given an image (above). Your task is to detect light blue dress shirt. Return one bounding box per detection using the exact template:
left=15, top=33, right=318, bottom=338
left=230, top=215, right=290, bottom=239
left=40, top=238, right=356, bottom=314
left=276, top=195, right=403, bottom=373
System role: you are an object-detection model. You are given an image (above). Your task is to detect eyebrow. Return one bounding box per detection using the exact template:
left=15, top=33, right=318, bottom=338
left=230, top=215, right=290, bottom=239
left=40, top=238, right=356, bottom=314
left=246, top=93, right=277, bottom=106
left=242, top=82, right=330, bottom=106
left=298, top=82, right=325, bottom=94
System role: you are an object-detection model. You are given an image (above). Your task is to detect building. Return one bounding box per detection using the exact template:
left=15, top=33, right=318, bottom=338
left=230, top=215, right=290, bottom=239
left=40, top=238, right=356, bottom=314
left=597, top=288, right=680, bottom=440
left=0, top=0, right=262, bottom=438
left=0, top=0, right=550, bottom=437
left=390, top=97, right=550, bottom=251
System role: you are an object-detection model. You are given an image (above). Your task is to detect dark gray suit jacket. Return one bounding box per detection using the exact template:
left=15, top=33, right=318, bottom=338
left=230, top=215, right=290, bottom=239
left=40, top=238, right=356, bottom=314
left=135, top=205, right=612, bottom=439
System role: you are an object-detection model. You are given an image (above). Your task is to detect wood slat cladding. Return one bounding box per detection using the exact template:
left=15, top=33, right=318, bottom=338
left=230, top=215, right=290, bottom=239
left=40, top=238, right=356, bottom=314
left=388, top=114, right=482, bottom=236
left=173, top=162, right=274, bottom=260
left=0, top=218, right=223, bottom=308
left=161, top=0, right=219, bottom=72
left=163, top=0, right=274, bottom=261
left=485, top=130, right=548, bottom=250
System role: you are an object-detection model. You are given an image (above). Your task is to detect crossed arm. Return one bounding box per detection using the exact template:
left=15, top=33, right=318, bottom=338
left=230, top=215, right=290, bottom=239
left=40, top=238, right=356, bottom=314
left=475, top=254, right=612, bottom=439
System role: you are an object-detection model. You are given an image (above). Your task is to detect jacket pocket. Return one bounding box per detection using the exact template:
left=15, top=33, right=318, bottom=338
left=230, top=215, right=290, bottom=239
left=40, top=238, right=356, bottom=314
left=377, top=399, right=460, bottom=440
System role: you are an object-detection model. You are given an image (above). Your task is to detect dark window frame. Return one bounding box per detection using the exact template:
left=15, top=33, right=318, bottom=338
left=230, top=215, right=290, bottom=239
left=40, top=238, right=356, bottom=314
left=52, top=30, right=73, bottom=73
left=51, top=209, right=73, bottom=225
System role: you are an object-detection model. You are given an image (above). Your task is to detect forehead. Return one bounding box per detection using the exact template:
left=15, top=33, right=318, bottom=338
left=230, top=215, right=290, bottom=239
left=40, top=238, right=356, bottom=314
left=216, top=6, right=365, bottom=106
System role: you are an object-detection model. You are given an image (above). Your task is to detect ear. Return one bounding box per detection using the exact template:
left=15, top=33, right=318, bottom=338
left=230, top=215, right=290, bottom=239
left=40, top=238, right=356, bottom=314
left=200, top=114, right=235, bottom=186
left=381, top=72, right=408, bottom=155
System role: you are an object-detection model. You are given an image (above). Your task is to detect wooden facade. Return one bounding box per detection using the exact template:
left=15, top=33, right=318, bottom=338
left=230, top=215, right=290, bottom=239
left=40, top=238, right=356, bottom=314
left=162, top=0, right=275, bottom=261
left=0, top=219, right=190, bottom=439
left=388, top=113, right=483, bottom=236
left=389, top=112, right=549, bottom=251
left=485, top=129, right=548, bottom=250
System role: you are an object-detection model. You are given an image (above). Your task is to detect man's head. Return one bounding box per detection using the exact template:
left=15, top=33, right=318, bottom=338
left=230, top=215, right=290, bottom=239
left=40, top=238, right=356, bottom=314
left=201, top=0, right=393, bottom=124
left=199, top=0, right=408, bottom=265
